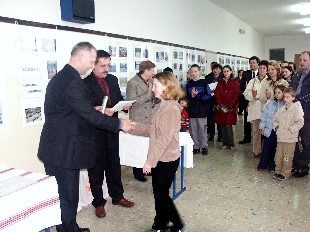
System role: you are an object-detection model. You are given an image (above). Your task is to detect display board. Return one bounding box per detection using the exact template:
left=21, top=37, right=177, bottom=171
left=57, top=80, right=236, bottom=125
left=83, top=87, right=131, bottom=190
left=0, top=18, right=248, bottom=131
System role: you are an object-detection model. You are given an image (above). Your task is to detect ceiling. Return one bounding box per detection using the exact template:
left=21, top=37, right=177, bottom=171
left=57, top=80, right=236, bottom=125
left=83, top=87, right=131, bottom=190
left=209, top=0, right=309, bottom=36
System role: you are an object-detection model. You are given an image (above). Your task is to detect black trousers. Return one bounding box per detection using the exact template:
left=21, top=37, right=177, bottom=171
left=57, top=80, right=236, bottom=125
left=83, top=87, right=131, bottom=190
left=132, top=167, right=145, bottom=178
left=243, top=110, right=252, bottom=141
left=152, top=159, right=183, bottom=231
left=44, top=163, right=80, bottom=232
left=296, top=119, right=310, bottom=172
left=88, top=132, right=124, bottom=207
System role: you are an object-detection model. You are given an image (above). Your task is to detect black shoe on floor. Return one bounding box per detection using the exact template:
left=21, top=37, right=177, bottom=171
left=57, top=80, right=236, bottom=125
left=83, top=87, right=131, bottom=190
left=79, top=228, right=90, bottom=232
left=293, top=171, right=309, bottom=178
left=201, top=148, right=208, bottom=155
left=193, top=149, right=200, bottom=154
left=134, top=176, right=147, bottom=182
left=238, top=139, right=251, bottom=144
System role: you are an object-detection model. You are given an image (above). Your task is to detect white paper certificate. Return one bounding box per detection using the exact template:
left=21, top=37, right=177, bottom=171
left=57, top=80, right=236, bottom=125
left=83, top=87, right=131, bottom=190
left=112, top=100, right=136, bottom=111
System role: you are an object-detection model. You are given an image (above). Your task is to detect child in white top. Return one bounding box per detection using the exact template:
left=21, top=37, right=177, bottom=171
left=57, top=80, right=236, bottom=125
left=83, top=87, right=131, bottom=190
left=272, top=87, right=304, bottom=180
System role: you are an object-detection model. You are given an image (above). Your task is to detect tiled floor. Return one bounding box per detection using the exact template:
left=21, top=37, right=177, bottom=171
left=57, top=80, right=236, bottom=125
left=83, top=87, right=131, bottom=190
left=52, top=116, right=310, bottom=232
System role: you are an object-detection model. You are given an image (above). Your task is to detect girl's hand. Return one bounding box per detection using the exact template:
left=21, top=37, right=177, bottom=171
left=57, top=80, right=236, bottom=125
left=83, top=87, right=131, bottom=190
left=261, top=130, right=264, bottom=136
left=143, top=163, right=152, bottom=174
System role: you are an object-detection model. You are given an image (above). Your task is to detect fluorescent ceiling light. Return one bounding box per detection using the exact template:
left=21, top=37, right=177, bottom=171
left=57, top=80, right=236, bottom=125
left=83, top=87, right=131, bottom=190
left=298, top=18, right=310, bottom=26
left=305, top=28, right=310, bottom=34
left=292, top=3, right=310, bottom=15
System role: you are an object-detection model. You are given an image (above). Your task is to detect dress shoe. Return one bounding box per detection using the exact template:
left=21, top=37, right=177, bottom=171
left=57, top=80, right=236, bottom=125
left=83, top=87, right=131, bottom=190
left=239, top=139, right=251, bottom=144
left=79, top=228, right=90, bottom=232
left=112, top=198, right=135, bottom=207
left=135, top=176, right=147, bottom=182
left=293, top=171, right=309, bottom=178
left=95, top=205, right=106, bottom=218
left=193, top=149, right=200, bottom=154
left=201, top=148, right=208, bottom=155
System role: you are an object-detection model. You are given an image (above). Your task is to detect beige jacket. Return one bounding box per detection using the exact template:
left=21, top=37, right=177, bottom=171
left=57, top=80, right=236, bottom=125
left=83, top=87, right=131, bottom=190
left=126, top=74, right=153, bottom=124
left=243, top=76, right=267, bottom=122
left=273, top=103, right=304, bottom=143
left=131, top=100, right=181, bottom=168
left=259, top=78, right=289, bottom=107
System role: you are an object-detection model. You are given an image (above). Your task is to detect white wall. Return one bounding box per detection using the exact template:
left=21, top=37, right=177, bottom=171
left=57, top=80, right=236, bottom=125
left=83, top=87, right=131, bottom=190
left=265, top=35, right=310, bottom=62
left=0, top=0, right=264, bottom=173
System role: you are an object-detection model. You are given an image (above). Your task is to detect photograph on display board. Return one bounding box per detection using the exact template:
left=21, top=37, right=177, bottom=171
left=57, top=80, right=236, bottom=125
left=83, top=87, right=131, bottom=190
left=225, top=57, right=231, bottom=65
left=192, top=54, right=195, bottom=62
left=173, top=51, right=178, bottom=59
left=19, top=37, right=37, bottom=52
left=135, top=61, right=140, bottom=71
left=179, top=51, right=183, bottom=59
left=143, top=49, right=149, bottom=58
left=173, top=63, right=178, bottom=70
left=47, top=60, right=57, bottom=79
left=120, top=63, right=127, bottom=72
left=108, top=46, right=116, bottom=57
left=119, top=77, right=128, bottom=88
left=25, top=106, right=42, bottom=123
left=135, top=48, right=141, bottom=58
left=119, top=47, right=127, bottom=57
left=42, top=38, right=56, bottom=52
left=157, top=69, right=163, bottom=74
left=109, top=63, right=116, bottom=72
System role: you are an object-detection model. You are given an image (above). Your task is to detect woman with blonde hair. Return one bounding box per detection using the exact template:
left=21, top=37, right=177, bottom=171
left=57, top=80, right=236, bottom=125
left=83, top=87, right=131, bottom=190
left=130, top=71, right=187, bottom=232
left=244, top=60, right=269, bottom=157
left=259, top=62, right=289, bottom=108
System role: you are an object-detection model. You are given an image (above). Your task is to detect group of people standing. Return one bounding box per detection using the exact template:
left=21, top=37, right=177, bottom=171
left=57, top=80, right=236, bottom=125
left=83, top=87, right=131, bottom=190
left=183, top=51, right=310, bottom=182
left=238, top=52, right=310, bottom=181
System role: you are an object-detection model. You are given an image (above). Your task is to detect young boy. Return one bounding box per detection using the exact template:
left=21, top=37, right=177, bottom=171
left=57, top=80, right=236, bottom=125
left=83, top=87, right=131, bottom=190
left=272, top=87, right=304, bottom=181
left=179, top=97, right=190, bottom=132
left=186, top=64, right=212, bottom=155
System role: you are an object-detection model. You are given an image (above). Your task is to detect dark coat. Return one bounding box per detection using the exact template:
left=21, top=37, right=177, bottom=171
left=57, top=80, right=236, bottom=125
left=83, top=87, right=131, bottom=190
left=214, top=78, right=240, bottom=125
left=83, top=72, right=123, bottom=154
left=292, top=71, right=310, bottom=120
left=186, top=78, right=212, bottom=118
left=37, top=64, right=120, bottom=169
left=83, top=72, right=123, bottom=118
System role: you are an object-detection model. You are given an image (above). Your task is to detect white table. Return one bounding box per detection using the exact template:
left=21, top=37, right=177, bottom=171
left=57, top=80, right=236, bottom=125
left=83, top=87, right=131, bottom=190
left=119, top=132, right=194, bottom=168
left=0, top=164, right=61, bottom=232
left=119, top=132, right=194, bottom=199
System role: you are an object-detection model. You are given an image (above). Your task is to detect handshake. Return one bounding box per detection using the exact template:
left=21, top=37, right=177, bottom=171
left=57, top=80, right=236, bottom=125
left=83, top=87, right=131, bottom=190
left=216, top=104, right=232, bottom=113
left=120, top=119, right=136, bottom=132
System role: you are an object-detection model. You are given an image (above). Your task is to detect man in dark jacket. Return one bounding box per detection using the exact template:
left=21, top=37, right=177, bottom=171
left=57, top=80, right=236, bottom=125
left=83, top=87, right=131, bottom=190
left=83, top=50, right=134, bottom=219
left=290, top=51, right=310, bottom=178
left=38, top=42, right=133, bottom=232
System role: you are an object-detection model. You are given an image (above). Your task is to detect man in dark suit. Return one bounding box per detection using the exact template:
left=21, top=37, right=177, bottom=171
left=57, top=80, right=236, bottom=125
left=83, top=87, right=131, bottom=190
left=239, top=56, right=260, bottom=144
left=38, top=42, right=133, bottom=232
left=83, top=50, right=134, bottom=219
left=290, top=51, right=310, bottom=178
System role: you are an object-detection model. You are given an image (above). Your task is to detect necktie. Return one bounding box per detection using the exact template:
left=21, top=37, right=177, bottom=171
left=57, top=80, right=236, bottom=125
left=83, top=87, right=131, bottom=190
left=252, top=71, right=255, bottom=78
left=100, top=78, right=111, bottom=104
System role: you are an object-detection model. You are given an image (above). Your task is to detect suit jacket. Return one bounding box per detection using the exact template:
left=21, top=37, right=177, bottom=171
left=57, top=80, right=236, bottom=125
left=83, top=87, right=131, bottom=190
left=293, top=71, right=310, bottom=120
left=83, top=72, right=123, bottom=118
left=126, top=74, right=153, bottom=124
left=83, top=72, right=123, bottom=153
left=37, top=64, right=120, bottom=169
